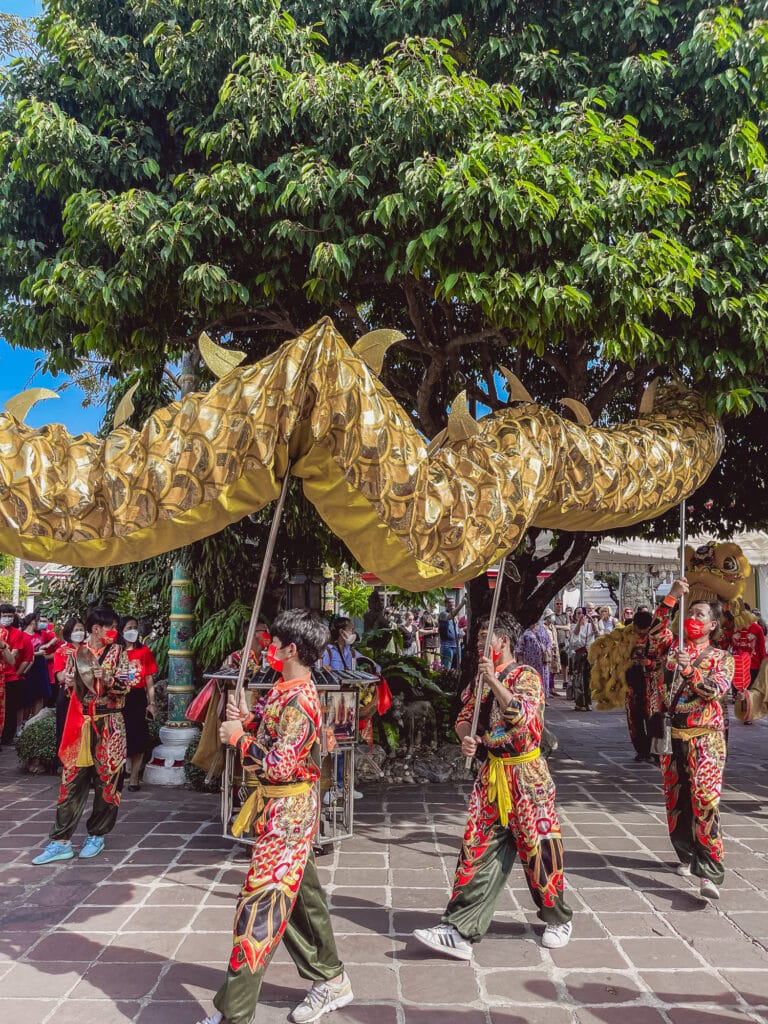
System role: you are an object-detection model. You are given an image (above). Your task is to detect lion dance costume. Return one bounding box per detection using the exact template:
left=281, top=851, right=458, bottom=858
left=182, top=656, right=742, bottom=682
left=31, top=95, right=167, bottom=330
left=214, top=673, right=344, bottom=1024
left=651, top=597, right=734, bottom=884
left=442, top=662, right=572, bottom=940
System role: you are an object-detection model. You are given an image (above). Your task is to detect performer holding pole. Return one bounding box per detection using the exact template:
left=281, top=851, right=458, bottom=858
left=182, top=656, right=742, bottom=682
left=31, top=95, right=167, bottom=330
left=414, top=560, right=573, bottom=959
left=198, top=609, right=352, bottom=1024
left=649, top=500, right=734, bottom=900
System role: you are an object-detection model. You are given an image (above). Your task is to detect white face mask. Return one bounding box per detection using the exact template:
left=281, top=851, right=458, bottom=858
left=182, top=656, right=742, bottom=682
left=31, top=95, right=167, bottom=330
left=123, top=629, right=139, bottom=643
left=70, top=630, right=86, bottom=643
left=0, top=616, right=13, bottom=627
left=340, top=631, right=357, bottom=645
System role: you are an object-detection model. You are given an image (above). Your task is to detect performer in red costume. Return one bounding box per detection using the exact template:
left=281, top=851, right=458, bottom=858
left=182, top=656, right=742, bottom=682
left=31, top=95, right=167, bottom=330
left=413, top=612, right=573, bottom=961
left=649, top=579, right=734, bottom=901
left=196, top=610, right=352, bottom=1024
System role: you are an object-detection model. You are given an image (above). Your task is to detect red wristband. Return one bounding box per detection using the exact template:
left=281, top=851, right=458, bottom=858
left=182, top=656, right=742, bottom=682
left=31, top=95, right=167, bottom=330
left=663, top=595, right=677, bottom=608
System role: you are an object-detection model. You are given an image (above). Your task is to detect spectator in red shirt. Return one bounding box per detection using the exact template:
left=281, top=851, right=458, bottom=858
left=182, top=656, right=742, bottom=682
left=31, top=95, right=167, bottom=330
left=121, top=616, right=159, bottom=791
left=0, top=604, right=34, bottom=740
left=0, top=607, right=20, bottom=739
left=20, top=611, right=52, bottom=727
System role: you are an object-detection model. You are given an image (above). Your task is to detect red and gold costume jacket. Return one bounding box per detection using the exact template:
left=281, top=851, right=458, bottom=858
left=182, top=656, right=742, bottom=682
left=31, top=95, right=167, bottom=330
left=457, top=661, right=543, bottom=758
left=650, top=601, right=734, bottom=734
left=231, top=675, right=322, bottom=787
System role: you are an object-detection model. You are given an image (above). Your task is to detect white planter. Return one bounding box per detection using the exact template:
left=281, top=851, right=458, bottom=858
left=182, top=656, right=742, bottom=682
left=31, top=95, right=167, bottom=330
left=142, top=724, right=199, bottom=787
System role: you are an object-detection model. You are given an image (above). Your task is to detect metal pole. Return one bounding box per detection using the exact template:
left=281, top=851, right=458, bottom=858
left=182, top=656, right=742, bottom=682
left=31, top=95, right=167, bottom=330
left=232, top=468, right=293, bottom=708
left=11, top=557, right=21, bottom=607
left=678, top=500, right=686, bottom=648
left=465, top=555, right=508, bottom=769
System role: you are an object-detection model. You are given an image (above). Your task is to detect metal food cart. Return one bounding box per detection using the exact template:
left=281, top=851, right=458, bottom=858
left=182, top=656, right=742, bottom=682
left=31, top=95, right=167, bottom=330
left=212, top=665, right=378, bottom=847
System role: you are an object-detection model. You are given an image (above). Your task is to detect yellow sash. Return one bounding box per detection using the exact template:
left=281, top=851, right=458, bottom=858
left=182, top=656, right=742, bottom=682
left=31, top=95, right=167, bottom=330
left=75, top=712, right=110, bottom=768
left=231, top=779, right=313, bottom=838
left=671, top=726, right=718, bottom=741
left=486, top=749, right=541, bottom=827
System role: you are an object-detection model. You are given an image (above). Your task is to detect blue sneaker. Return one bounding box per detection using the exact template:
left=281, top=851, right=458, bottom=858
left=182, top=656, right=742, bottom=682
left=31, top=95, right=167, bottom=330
left=32, top=840, right=74, bottom=865
left=79, top=835, right=105, bottom=859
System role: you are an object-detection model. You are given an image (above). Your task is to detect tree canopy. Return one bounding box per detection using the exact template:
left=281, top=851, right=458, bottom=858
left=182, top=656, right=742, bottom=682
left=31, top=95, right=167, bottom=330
left=1, top=0, right=767, bottom=626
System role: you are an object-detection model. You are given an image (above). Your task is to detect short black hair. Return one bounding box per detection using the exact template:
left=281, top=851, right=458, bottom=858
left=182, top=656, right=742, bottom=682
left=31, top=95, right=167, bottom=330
left=0, top=604, right=19, bottom=626
left=61, top=615, right=85, bottom=642
left=85, top=605, right=118, bottom=631
left=633, top=610, right=653, bottom=631
left=271, top=609, right=330, bottom=668
left=690, top=599, right=723, bottom=625
left=329, top=616, right=352, bottom=641
left=478, top=612, right=521, bottom=649
left=21, top=611, right=39, bottom=629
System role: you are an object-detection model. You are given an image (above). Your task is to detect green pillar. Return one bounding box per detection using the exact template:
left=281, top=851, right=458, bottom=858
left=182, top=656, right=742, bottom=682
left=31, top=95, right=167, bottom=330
left=142, top=351, right=199, bottom=785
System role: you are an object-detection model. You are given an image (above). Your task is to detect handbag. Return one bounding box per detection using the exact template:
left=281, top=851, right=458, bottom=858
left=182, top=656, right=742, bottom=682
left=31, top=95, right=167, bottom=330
left=186, top=677, right=217, bottom=723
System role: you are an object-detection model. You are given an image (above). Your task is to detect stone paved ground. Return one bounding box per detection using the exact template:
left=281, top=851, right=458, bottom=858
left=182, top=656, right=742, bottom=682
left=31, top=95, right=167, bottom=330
left=1, top=696, right=766, bottom=1024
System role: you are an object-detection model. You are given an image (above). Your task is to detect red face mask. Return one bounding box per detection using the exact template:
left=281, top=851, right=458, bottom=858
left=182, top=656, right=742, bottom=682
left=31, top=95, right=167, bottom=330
left=257, top=630, right=271, bottom=651
left=266, top=643, right=283, bottom=672
left=683, top=618, right=709, bottom=641
left=103, top=628, right=118, bottom=643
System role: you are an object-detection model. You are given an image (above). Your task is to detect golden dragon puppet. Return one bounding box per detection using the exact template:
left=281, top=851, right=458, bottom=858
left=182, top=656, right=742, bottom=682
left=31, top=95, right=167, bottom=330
left=0, top=318, right=723, bottom=590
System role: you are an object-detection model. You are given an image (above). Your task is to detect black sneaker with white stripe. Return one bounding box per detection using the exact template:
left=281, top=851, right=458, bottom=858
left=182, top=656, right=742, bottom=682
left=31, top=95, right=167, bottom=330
left=413, top=923, right=472, bottom=961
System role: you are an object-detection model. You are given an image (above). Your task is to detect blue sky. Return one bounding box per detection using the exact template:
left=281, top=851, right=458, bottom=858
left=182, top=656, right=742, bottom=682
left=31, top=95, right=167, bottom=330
left=1, top=0, right=101, bottom=434
left=3, top=2, right=41, bottom=17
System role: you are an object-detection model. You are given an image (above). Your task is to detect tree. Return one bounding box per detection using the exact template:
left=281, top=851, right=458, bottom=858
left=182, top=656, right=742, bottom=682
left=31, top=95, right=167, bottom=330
left=1, top=1, right=767, bottom=636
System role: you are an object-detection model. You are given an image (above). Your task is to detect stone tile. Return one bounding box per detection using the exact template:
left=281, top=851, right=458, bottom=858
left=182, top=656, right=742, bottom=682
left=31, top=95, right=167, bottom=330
left=2, top=961, right=83, bottom=997
left=490, top=1010, right=573, bottom=1024
left=618, top=938, right=701, bottom=969
left=334, top=933, right=395, bottom=963
left=330, top=885, right=388, bottom=907
left=320, top=1007, right=399, bottom=1024
left=405, top=1010, right=487, bottom=1024
left=666, top=1009, right=760, bottom=1024
left=136, top=1003, right=203, bottom=1024
left=152, top=962, right=230, bottom=1002
left=60, top=904, right=138, bottom=931
left=574, top=1010, right=668, bottom=1024
left=594, top=913, right=672, bottom=938
left=720, top=970, right=768, bottom=1005
left=121, top=904, right=194, bottom=932
left=71, top=962, right=165, bottom=1000
left=473, top=936, right=543, bottom=968
left=483, top=969, right=559, bottom=1002
left=548, top=938, right=629, bottom=970
left=97, top=932, right=185, bottom=962
left=346, top=963, right=398, bottom=999
left=42, top=1001, right=141, bottom=1024
left=400, top=962, right=479, bottom=1003
left=0, top=999, right=58, bottom=1023
left=639, top=972, right=740, bottom=1004
left=563, top=971, right=642, bottom=1003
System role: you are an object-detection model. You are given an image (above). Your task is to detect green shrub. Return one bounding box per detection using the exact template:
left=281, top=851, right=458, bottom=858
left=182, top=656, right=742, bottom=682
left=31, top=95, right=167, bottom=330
left=16, top=713, right=58, bottom=772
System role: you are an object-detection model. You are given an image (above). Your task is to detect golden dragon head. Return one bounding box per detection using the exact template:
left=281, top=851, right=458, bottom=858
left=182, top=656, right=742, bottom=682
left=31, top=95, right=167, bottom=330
left=685, top=542, right=751, bottom=605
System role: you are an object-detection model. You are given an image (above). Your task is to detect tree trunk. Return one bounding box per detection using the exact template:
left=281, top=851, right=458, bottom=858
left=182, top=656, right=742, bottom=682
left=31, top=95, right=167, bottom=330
left=459, top=529, right=597, bottom=692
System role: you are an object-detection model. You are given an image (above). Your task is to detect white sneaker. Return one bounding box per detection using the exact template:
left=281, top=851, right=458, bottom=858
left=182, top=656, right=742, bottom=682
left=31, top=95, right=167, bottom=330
left=700, top=878, right=720, bottom=900
left=413, top=923, right=472, bottom=961
left=289, top=973, right=353, bottom=1023
left=676, top=862, right=692, bottom=876
left=542, top=920, right=573, bottom=948
left=195, top=1013, right=223, bottom=1024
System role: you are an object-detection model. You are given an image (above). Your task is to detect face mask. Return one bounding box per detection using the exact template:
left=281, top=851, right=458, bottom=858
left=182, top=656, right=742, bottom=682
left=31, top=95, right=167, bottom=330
left=0, top=616, right=13, bottom=627
left=341, top=631, right=357, bottom=645
left=266, top=642, right=284, bottom=672
left=103, top=628, right=118, bottom=644
left=70, top=630, right=85, bottom=644
left=684, top=618, right=710, bottom=641
left=257, top=630, right=271, bottom=650
left=123, top=629, right=139, bottom=643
